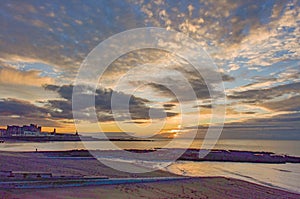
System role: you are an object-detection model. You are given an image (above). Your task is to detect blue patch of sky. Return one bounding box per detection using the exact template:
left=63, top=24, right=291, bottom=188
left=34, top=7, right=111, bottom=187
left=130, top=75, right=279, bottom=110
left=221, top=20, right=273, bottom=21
left=224, top=72, right=249, bottom=90
left=0, top=3, right=11, bottom=18
left=245, top=65, right=274, bottom=79
left=259, top=0, right=276, bottom=24
left=241, top=59, right=299, bottom=88
left=281, top=26, right=296, bottom=33
left=273, top=50, right=291, bottom=58
left=234, top=2, right=252, bottom=20
left=19, top=62, right=60, bottom=78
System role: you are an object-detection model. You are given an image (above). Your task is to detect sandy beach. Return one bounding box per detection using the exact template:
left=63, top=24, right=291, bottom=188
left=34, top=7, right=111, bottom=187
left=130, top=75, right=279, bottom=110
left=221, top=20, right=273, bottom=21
left=0, top=151, right=299, bottom=198
left=1, top=0, right=299, bottom=198
left=0, top=177, right=300, bottom=199
left=0, top=151, right=175, bottom=178
left=1, top=177, right=299, bottom=199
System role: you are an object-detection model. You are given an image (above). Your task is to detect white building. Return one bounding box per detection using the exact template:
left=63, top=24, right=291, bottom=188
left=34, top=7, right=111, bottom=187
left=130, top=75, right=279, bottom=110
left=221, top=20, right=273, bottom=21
left=23, top=130, right=40, bottom=136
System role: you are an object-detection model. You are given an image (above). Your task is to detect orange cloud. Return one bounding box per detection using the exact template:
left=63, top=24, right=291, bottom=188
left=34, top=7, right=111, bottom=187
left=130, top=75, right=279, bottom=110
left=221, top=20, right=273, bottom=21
left=0, top=67, right=54, bottom=86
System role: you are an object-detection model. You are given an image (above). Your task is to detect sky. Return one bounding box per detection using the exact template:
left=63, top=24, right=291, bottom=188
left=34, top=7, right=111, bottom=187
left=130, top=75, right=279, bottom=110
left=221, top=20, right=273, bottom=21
left=0, top=0, right=299, bottom=139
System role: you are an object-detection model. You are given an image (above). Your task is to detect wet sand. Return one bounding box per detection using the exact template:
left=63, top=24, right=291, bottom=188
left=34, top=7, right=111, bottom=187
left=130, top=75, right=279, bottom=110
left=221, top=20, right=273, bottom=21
left=0, top=151, right=299, bottom=198
left=0, top=151, right=174, bottom=178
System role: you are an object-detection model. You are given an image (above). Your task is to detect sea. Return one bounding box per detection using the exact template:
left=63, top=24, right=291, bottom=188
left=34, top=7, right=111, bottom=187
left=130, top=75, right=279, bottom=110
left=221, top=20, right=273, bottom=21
left=0, top=139, right=299, bottom=193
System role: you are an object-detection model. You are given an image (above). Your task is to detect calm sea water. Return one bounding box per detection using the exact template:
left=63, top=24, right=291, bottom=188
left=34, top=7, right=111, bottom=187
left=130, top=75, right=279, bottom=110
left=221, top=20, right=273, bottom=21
left=0, top=139, right=299, bottom=156
left=0, top=139, right=299, bottom=193
left=166, top=162, right=300, bottom=194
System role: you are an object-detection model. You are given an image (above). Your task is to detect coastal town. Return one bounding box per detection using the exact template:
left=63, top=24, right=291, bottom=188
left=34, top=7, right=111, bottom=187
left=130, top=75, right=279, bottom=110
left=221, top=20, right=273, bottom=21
left=0, top=124, right=151, bottom=142
left=0, top=124, right=58, bottom=137
left=0, top=124, right=93, bottom=142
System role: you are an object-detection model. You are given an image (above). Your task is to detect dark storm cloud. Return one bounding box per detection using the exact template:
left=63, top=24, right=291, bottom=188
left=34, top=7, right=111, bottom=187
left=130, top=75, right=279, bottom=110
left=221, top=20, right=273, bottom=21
left=197, top=104, right=212, bottom=109
left=166, top=112, right=179, bottom=117
left=45, top=100, right=73, bottom=119
left=45, top=84, right=176, bottom=122
left=244, top=111, right=256, bottom=115
left=0, top=98, right=47, bottom=117
left=44, top=84, right=73, bottom=100
left=145, top=72, right=233, bottom=101
left=146, top=83, right=175, bottom=98
left=163, top=103, right=176, bottom=110
left=221, top=74, right=235, bottom=82
left=227, top=112, right=300, bottom=129
left=0, top=84, right=175, bottom=123
left=222, top=112, right=300, bottom=139
left=0, top=98, right=60, bottom=126
left=188, top=78, right=210, bottom=99
left=185, top=112, right=300, bottom=139
left=262, top=95, right=300, bottom=112
left=173, top=67, right=234, bottom=100
left=228, top=82, right=300, bottom=103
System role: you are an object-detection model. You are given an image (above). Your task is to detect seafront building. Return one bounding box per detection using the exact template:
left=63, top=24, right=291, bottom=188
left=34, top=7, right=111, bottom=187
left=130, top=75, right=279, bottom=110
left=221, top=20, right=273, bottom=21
left=3, top=124, right=55, bottom=137
left=0, top=124, right=82, bottom=141
left=0, top=128, right=6, bottom=136
left=6, top=124, right=41, bottom=136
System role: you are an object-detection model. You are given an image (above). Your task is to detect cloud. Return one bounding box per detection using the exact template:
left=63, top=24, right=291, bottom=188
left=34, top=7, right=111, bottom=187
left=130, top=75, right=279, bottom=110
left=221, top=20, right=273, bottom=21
left=0, top=98, right=60, bottom=127
left=0, top=66, right=54, bottom=86
left=146, top=82, right=176, bottom=98
left=0, top=0, right=147, bottom=77
left=45, top=99, right=73, bottom=120
left=222, top=112, right=300, bottom=139
left=145, top=71, right=233, bottom=102
left=262, top=95, right=300, bottom=112
left=94, top=48, right=232, bottom=106
left=228, top=64, right=240, bottom=72
left=0, top=0, right=299, bottom=135
left=45, top=84, right=177, bottom=122
left=221, top=74, right=235, bottom=82
left=1, top=1, right=298, bottom=77
left=184, top=111, right=300, bottom=139
left=0, top=62, right=59, bottom=102
left=2, top=0, right=287, bottom=81
left=163, top=103, right=176, bottom=110
left=0, top=83, right=58, bottom=103
left=228, top=82, right=300, bottom=103
left=0, top=98, right=47, bottom=117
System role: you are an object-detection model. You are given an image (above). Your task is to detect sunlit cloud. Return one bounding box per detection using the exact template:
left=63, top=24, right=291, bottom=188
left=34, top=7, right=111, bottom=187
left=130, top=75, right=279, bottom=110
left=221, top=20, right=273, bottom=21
left=0, top=0, right=299, bottom=136
left=0, top=67, right=54, bottom=86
